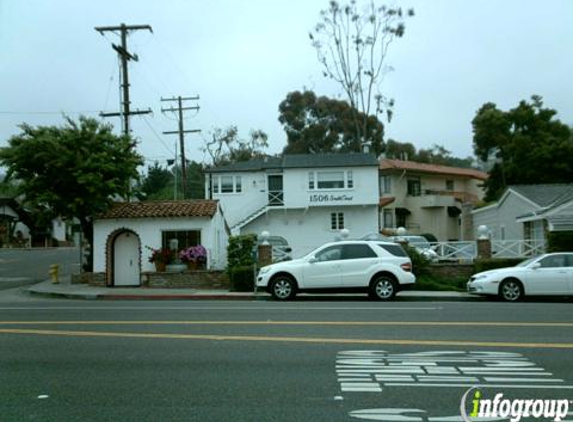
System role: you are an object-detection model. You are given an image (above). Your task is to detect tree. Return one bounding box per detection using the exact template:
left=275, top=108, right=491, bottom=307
left=202, top=126, right=269, bottom=166
left=472, top=95, right=573, bottom=201
left=139, top=162, right=174, bottom=200
left=139, top=161, right=205, bottom=201
left=384, top=139, right=475, bottom=168
left=0, top=116, right=143, bottom=269
left=278, top=90, right=384, bottom=155
left=310, top=0, right=414, bottom=149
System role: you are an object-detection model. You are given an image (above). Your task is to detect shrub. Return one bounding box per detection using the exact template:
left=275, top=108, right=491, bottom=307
left=547, top=231, right=573, bottom=252
left=474, top=258, right=524, bottom=273
left=228, top=265, right=255, bottom=292
left=226, top=234, right=257, bottom=291
left=411, top=275, right=467, bottom=292
left=403, top=244, right=431, bottom=277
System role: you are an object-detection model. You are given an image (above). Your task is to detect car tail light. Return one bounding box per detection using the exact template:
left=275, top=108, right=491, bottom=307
left=401, top=262, right=412, bottom=272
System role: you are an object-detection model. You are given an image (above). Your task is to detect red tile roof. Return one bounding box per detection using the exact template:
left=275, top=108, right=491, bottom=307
left=98, top=200, right=219, bottom=219
left=380, top=159, right=488, bottom=180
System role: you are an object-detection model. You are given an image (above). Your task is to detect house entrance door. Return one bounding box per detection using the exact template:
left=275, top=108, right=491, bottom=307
left=267, top=174, right=284, bottom=206
left=113, top=232, right=141, bottom=286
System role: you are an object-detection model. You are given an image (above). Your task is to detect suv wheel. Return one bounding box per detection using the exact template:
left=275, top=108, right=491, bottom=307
left=370, top=275, right=397, bottom=301
left=271, top=275, right=296, bottom=301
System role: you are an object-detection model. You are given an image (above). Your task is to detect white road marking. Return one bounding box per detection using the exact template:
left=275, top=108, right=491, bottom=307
left=0, top=306, right=444, bottom=311
left=337, top=350, right=573, bottom=392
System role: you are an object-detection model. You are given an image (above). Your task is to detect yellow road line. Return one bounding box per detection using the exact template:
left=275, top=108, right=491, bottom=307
left=0, top=321, right=572, bottom=327
left=0, top=328, right=573, bottom=349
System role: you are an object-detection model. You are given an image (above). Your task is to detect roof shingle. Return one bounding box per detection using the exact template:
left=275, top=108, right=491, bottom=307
left=98, top=200, right=218, bottom=219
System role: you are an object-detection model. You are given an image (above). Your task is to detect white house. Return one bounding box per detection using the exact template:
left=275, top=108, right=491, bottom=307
left=472, top=184, right=573, bottom=246
left=205, top=153, right=380, bottom=257
left=93, top=200, right=228, bottom=286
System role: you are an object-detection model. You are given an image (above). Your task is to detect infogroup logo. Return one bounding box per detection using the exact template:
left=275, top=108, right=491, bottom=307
left=460, top=388, right=571, bottom=422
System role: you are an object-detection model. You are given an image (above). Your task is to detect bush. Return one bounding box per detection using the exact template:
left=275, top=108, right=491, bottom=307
left=547, top=231, right=573, bottom=252
left=411, top=275, right=467, bottom=292
left=403, top=244, right=431, bottom=277
left=474, top=258, right=523, bottom=273
left=228, top=265, right=255, bottom=292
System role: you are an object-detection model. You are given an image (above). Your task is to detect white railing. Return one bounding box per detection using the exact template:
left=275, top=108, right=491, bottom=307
left=431, top=241, right=477, bottom=262
left=272, top=245, right=292, bottom=262
left=491, top=239, right=546, bottom=258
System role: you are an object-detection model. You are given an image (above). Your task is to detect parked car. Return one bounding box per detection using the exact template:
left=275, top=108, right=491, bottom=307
left=256, top=240, right=416, bottom=301
left=389, top=235, right=439, bottom=262
left=257, top=235, right=292, bottom=262
left=467, top=253, right=573, bottom=301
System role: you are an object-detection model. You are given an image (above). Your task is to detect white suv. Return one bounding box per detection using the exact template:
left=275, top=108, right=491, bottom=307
left=257, top=240, right=416, bottom=300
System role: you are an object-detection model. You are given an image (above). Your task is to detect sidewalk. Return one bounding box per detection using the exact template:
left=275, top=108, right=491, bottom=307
left=27, top=275, right=477, bottom=301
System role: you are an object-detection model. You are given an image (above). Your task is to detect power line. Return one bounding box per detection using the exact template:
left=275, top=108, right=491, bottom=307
left=161, top=96, right=201, bottom=198
left=95, top=23, right=153, bottom=136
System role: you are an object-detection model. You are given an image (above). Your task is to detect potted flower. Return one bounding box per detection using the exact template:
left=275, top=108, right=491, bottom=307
left=179, top=245, right=207, bottom=270
left=146, top=246, right=174, bottom=272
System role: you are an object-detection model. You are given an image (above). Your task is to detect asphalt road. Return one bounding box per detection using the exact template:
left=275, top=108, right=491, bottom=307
left=0, top=297, right=572, bottom=422
left=0, top=248, right=81, bottom=290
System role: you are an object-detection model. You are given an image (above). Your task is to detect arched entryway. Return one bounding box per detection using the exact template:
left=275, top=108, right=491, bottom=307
left=106, top=229, right=141, bottom=287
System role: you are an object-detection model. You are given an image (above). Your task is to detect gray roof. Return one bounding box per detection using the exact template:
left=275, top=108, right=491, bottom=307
left=511, top=184, right=573, bottom=208
left=206, top=153, right=378, bottom=173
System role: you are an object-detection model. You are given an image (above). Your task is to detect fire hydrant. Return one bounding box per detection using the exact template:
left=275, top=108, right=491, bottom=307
left=49, top=264, right=60, bottom=284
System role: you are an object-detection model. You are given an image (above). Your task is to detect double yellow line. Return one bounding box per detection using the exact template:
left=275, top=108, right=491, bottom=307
left=0, top=320, right=572, bottom=349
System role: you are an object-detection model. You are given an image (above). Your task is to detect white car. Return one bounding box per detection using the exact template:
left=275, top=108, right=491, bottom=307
left=467, top=253, right=573, bottom=301
left=389, top=235, right=439, bottom=262
left=257, top=240, right=416, bottom=301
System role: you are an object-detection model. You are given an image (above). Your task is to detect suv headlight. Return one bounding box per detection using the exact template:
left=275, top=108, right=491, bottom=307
left=258, top=267, right=271, bottom=275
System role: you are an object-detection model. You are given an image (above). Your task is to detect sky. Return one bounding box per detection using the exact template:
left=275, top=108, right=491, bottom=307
left=1, top=0, right=572, bottom=170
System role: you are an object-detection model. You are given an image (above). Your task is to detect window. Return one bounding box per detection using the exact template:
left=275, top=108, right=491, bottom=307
left=309, top=170, right=354, bottom=190
left=407, top=178, right=421, bottom=196
left=500, top=226, right=506, bottom=241
left=383, top=209, right=394, bottom=228
left=396, top=213, right=407, bottom=228
left=161, top=230, right=201, bottom=251
left=212, top=175, right=242, bottom=194
left=538, top=255, right=567, bottom=268
left=381, top=175, right=392, bottom=194
left=221, top=175, right=234, bottom=193
left=315, top=245, right=343, bottom=262
left=342, top=244, right=376, bottom=259
left=376, top=243, right=408, bottom=257
left=446, top=180, right=454, bottom=191
left=318, top=171, right=345, bottom=189
left=331, top=212, right=344, bottom=230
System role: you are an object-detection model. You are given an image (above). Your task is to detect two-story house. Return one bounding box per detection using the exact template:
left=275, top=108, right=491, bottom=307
left=379, top=159, right=487, bottom=241
left=205, top=153, right=380, bottom=257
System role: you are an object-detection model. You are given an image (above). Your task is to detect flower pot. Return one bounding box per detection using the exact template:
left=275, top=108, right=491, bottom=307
left=186, top=261, right=198, bottom=271
left=154, top=261, right=166, bottom=273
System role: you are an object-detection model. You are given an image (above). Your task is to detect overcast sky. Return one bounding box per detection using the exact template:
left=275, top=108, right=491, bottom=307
left=1, top=0, right=572, bottom=169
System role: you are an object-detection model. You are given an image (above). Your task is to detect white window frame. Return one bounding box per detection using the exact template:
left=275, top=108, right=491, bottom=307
left=309, top=170, right=354, bottom=191
left=212, top=175, right=243, bottom=194
left=381, top=175, right=392, bottom=195
left=331, top=212, right=345, bottom=230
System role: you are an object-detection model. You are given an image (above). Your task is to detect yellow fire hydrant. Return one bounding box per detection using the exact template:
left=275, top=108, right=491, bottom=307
left=49, top=264, right=60, bottom=284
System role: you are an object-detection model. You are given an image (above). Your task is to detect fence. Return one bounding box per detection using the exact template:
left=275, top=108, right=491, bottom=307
left=429, top=239, right=546, bottom=262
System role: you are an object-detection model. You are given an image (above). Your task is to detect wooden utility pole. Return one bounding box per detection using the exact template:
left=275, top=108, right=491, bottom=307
left=161, top=96, right=201, bottom=199
left=95, top=23, right=153, bottom=136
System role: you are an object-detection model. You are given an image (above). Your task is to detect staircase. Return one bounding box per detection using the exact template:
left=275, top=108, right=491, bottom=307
left=230, top=205, right=268, bottom=235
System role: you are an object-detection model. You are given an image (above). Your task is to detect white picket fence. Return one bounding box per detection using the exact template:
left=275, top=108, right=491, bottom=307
left=429, top=239, right=546, bottom=262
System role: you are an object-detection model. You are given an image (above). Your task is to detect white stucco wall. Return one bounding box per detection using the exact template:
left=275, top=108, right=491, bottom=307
left=93, top=212, right=228, bottom=272
left=242, top=205, right=379, bottom=258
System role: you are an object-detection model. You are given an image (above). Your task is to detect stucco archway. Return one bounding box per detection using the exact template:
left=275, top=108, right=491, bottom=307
left=105, top=228, right=141, bottom=287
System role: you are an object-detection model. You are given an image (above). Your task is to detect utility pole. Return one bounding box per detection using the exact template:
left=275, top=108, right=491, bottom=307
left=161, top=96, right=201, bottom=199
left=95, top=23, right=153, bottom=136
